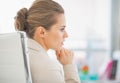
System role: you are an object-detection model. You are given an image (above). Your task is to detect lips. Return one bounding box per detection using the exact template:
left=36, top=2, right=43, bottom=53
left=61, top=42, right=64, bottom=45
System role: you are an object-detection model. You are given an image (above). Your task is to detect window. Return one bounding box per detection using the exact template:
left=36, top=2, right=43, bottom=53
left=54, top=0, right=111, bottom=80
left=0, top=0, right=111, bottom=80
left=0, top=0, right=33, bottom=33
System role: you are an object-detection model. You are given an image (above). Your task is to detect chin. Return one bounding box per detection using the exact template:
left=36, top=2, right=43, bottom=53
left=57, top=46, right=62, bottom=50
left=53, top=46, right=62, bottom=50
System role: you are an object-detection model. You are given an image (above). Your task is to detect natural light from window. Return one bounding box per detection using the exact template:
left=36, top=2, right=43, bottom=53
left=0, top=0, right=111, bottom=80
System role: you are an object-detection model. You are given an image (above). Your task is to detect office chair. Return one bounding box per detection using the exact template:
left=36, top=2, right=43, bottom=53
left=0, top=31, right=32, bottom=83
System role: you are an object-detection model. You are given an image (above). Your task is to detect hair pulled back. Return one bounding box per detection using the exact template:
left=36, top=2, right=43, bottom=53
left=14, top=0, right=64, bottom=38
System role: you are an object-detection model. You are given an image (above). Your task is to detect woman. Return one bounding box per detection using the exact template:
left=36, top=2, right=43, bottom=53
left=14, top=0, right=80, bottom=83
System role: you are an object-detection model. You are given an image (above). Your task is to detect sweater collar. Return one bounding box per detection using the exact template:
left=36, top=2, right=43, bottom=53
left=27, top=38, right=47, bottom=54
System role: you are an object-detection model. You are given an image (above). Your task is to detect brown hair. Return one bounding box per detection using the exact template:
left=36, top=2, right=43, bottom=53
left=14, top=0, right=64, bottom=38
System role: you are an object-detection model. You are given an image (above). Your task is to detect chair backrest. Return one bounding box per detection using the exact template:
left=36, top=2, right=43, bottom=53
left=0, top=31, right=32, bottom=83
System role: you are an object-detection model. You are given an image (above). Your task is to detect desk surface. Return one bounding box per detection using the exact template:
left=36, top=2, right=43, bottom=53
left=81, top=80, right=120, bottom=83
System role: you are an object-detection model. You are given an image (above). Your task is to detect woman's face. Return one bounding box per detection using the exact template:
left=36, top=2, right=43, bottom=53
left=44, top=14, right=68, bottom=50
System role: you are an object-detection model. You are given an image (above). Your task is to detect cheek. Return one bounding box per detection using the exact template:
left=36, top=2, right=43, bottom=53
left=50, top=33, right=63, bottom=46
left=54, top=33, right=63, bottom=40
left=48, top=31, right=63, bottom=43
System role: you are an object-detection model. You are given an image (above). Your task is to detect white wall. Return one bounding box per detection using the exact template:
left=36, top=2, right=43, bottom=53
left=0, top=0, right=33, bottom=33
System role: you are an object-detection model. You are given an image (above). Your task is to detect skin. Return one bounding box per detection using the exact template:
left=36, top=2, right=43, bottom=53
left=33, top=14, right=74, bottom=65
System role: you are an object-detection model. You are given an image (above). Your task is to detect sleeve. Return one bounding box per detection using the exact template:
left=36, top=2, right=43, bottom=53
left=31, top=61, right=81, bottom=83
left=29, top=50, right=81, bottom=83
left=63, top=64, right=81, bottom=83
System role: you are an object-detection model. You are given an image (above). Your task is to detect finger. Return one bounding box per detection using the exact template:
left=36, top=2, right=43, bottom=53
left=55, top=50, right=59, bottom=55
left=55, top=49, right=61, bottom=60
left=64, top=48, right=71, bottom=56
left=70, top=51, right=74, bottom=58
left=60, top=48, right=65, bottom=56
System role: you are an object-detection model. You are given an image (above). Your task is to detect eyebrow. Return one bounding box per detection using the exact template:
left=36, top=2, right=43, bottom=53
left=60, top=25, right=66, bottom=28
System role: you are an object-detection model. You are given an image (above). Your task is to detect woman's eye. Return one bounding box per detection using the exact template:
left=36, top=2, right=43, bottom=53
left=60, top=28, right=65, bottom=31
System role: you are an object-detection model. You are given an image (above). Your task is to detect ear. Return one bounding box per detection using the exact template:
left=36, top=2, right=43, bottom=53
left=36, top=26, right=46, bottom=38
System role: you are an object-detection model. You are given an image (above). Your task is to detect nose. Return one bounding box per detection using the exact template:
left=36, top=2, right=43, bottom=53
left=64, top=31, right=68, bottom=38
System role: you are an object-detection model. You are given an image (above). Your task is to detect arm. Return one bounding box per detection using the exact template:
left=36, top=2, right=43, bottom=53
left=56, top=48, right=81, bottom=83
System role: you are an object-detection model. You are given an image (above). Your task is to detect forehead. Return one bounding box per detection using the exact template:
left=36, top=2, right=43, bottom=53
left=52, top=14, right=66, bottom=28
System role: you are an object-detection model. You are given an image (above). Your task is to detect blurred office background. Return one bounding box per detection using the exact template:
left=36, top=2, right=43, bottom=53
left=0, top=0, right=120, bottom=82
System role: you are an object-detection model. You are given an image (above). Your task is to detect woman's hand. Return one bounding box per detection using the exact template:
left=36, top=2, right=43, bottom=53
left=55, top=48, right=74, bottom=65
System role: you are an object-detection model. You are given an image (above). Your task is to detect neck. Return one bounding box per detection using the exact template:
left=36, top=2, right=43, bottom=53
left=33, top=36, right=48, bottom=51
